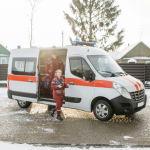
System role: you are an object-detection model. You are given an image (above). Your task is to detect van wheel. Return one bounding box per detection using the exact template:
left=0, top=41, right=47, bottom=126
left=17, top=100, right=32, bottom=108
left=93, top=100, right=114, bottom=121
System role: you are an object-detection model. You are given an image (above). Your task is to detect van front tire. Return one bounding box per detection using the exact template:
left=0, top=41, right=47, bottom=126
left=93, top=100, right=114, bottom=121
left=17, top=100, right=32, bottom=108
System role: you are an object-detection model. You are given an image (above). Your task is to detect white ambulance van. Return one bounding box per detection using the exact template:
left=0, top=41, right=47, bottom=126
left=7, top=41, right=147, bottom=121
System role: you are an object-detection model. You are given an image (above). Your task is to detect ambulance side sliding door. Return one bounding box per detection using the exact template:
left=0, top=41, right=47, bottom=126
left=65, top=57, right=95, bottom=110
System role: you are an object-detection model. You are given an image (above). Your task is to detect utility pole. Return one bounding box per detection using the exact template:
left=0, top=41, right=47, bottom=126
left=61, top=31, right=64, bottom=46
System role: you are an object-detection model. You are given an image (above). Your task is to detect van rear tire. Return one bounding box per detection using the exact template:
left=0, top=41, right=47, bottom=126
left=93, top=100, right=114, bottom=121
left=17, top=100, right=32, bottom=108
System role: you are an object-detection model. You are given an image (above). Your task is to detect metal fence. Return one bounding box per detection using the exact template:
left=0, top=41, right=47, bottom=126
left=0, top=63, right=150, bottom=87
left=0, top=64, right=8, bottom=80
left=119, top=63, right=150, bottom=87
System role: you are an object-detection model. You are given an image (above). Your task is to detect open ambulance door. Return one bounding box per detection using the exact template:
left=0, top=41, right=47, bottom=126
left=8, top=48, right=39, bottom=103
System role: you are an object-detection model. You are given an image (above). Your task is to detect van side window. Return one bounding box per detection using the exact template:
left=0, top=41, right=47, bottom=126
left=69, top=58, right=94, bottom=80
left=82, top=59, right=91, bottom=73
left=70, top=59, right=83, bottom=78
left=12, top=58, right=36, bottom=76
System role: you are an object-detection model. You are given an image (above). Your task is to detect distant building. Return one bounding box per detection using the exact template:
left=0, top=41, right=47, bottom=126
left=109, top=41, right=150, bottom=63
left=0, top=44, right=10, bottom=64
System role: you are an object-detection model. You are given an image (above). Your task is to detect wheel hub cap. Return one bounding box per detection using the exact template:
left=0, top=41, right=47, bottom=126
left=18, top=100, right=26, bottom=106
left=96, top=103, right=108, bottom=118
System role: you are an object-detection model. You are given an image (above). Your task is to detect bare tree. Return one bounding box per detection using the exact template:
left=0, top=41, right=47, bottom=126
left=28, top=0, right=41, bottom=47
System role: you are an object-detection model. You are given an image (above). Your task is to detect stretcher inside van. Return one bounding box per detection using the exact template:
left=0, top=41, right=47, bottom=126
left=7, top=41, right=147, bottom=121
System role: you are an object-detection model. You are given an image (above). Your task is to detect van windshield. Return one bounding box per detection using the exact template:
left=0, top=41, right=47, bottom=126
left=88, top=55, right=126, bottom=77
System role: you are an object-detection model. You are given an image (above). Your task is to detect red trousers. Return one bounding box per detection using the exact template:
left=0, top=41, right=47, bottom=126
left=54, top=97, right=63, bottom=115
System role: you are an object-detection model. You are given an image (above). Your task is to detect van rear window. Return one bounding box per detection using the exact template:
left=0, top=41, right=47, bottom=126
left=12, top=58, right=36, bottom=76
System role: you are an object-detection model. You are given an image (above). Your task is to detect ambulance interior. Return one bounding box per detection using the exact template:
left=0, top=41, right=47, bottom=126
left=39, top=48, right=67, bottom=100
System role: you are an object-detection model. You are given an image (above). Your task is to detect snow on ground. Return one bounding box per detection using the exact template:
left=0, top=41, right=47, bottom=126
left=0, top=109, right=28, bottom=116
left=0, top=87, right=7, bottom=98
left=0, top=88, right=150, bottom=149
left=123, top=136, right=133, bottom=140
left=0, top=141, right=150, bottom=150
left=0, top=80, right=7, bottom=84
left=145, top=89, right=150, bottom=106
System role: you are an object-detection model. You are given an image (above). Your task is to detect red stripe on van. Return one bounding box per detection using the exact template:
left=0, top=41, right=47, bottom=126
left=136, top=82, right=142, bottom=90
left=7, top=74, right=36, bottom=83
left=65, top=78, right=95, bottom=87
left=122, top=76, right=139, bottom=91
left=65, top=78, right=113, bottom=88
left=95, top=80, right=113, bottom=88
left=127, top=76, right=142, bottom=90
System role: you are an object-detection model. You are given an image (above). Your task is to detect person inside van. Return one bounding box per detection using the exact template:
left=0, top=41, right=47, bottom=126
left=51, top=69, right=69, bottom=121
left=46, top=51, right=64, bottom=95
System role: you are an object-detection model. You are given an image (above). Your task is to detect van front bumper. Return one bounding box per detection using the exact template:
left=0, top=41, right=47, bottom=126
left=111, top=94, right=147, bottom=115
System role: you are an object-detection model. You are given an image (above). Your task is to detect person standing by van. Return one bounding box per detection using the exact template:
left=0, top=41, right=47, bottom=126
left=51, top=69, right=69, bottom=120
left=46, top=51, right=64, bottom=95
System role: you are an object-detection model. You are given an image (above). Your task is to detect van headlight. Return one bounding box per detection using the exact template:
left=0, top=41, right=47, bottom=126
left=113, top=82, right=131, bottom=99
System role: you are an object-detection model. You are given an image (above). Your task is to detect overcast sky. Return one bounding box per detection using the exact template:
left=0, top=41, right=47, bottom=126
left=0, top=0, right=150, bottom=51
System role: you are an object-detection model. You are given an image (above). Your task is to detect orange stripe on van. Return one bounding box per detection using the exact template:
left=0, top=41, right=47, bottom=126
left=95, top=80, right=113, bottom=88
left=7, top=74, right=36, bottom=83
left=127, top=76, right=142, bottom=90
left=65, top=78, right=95, bottom=87
left=122, top=76, right=139, bottom=91
left=136, top=82, right=142, bottom=90
left=65, top=78, right=113, bottom=88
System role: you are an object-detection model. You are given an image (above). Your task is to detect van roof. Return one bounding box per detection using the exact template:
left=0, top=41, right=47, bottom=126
left=12, top=46, right=108, bottom=56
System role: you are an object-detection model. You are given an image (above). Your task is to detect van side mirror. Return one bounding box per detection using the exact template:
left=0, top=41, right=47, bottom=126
left=83, top=70, right=91, bottom=81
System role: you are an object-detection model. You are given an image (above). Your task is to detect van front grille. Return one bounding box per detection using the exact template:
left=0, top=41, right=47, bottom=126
left=130, top=89, right=145, bottom=101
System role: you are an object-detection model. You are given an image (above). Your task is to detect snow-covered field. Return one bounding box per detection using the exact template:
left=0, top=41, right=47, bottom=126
left=0, top=87, right=8, bottom=98
left=0, top=141, right=150, bottom=150
left=0, top=87, right=150, bottom=150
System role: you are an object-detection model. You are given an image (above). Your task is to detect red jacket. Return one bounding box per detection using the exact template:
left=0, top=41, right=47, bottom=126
left=46, top=56, right=64, bottom=80
left=51, top=77, right=68, bottom=98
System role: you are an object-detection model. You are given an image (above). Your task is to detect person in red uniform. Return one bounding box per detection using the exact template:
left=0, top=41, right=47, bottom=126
left=46, top=51, right=64, bottom=95
left=51, top=69, right=69, bottom=121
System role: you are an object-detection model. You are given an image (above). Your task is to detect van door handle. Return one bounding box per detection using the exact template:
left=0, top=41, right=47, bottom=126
left=69, top=82, right=74, bottom=85
left=28, top=80, right=33, bottom=82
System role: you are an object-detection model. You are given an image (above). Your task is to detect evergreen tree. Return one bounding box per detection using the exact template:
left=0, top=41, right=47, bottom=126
left=64, top=0, right=124, bottom=51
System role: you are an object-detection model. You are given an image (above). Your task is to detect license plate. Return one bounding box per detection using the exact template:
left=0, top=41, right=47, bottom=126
left=137, top=102, right=144, bottom=107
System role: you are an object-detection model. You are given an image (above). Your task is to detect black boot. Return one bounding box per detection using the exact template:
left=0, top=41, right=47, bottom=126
left=57, top=115, right=63, bottom=121
left=51, top=109, right=55, bottom=117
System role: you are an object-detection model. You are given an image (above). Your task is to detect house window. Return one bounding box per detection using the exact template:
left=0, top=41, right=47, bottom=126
left=1, top=57, right=7, bottom=64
